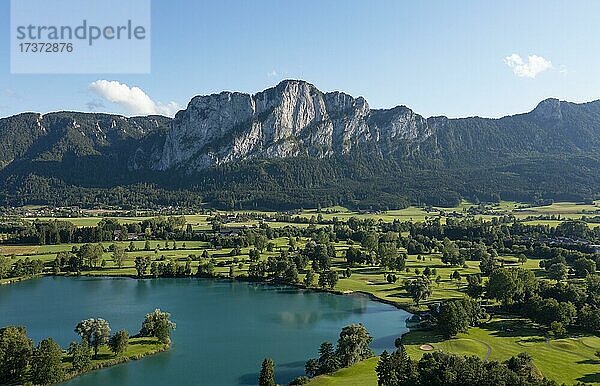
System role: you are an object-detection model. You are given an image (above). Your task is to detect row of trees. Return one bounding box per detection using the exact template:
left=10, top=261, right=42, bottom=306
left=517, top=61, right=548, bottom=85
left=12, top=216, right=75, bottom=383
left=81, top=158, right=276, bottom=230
left=3, top=216, right=188, bottom=245
left=0, top=256, right=44, bottom=279
left=376, top=345, right=556, bottom=386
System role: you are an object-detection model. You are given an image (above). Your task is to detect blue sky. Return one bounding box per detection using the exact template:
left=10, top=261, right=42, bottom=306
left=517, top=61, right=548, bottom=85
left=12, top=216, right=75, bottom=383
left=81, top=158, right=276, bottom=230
left=1, top=0, right=599, bottom=119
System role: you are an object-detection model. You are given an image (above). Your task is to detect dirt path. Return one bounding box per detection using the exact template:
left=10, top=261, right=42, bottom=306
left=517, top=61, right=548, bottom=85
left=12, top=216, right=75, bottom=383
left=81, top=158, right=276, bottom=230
left=472, top=338, right=493, bottom=362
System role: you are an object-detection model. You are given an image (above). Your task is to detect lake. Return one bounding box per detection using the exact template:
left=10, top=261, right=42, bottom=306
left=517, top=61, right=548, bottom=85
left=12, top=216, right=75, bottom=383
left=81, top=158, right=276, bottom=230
left=0, top=277, right=411, bottom=385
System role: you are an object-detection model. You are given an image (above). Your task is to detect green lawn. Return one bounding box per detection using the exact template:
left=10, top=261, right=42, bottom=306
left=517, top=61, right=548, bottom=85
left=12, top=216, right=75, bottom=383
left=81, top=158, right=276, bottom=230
left=60, top=337, right=168, bottom=380
left=307, top=357, right=379, bottom=386
left=11, top=200, right=600, bottom=233
left=331, top=253, right=512, bottom=310
left=308, top=316, right=600, bottom=385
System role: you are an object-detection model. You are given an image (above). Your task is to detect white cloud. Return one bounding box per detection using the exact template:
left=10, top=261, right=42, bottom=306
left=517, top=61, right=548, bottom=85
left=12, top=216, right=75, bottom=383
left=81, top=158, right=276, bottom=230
left=88, top=80, right=181, bottom=117
left=267, top=70, right=279, bottom=77
left=504, top=54, right=553, bottom=78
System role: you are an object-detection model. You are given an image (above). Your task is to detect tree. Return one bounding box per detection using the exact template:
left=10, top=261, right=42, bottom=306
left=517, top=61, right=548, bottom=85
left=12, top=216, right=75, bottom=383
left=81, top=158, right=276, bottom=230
left=319, top=270, right=338, bottom=289
left=550, top=321, right=567, bottom=337
left=304, top=269, right=315, bottom=287
left=378, top=242, right=398, bottom=269
left=289, top=375, right=310, bottom=385
left=0, top=326, right=33, bottom=384
left=140, top=309, right=176, bottom=344
left=573, top=258, right=596, bottom=278
left=405, top=277, right=432, bottom=306
left=346, top=247, right=367, bottom=266
left=78, top=243, right=103, bottom=269
left=441, top=238, right=463, bottom=266
left=487, top=268, right=517, bottom=305
left=317, top=341, right=340, bottom=374
left=434, top=299, right=482, bottom=338
left=528, top=296, right=576, bottom=327
left=451, top=270, right=461, bottom=282
left=362, top=231, right=379, bottom=253
left=249, top=249, right=261, bottom=262
left=486, top=268, right=538, bottom=306
left=112, top=245, right=126, bottom=268
left=75, top=318, right=111, bottom=357
left=336, top=324, right=373, bottom=367
left=197, top=260, right=216, bottom=277
left=504, top=352, right=537, bottom=379
left=134, top=256, right=151, bottom=278
left=376, top=344, right=416, bottom=386
left=578, top=305, right=600, bottom=332
left=30, top=338, right=65, bottom=385
left=517, top=253, right=528, bottom=265
left=255, top=235, right=268, bottom=252
left=548, top=263, right=568, bottom=281
left=259, top=357, right=276, bottom=386
left=479, top=253, right=498, bottom=276
left=466, top=274, right=484, bottom=299
left=0, top=255, right=11, bottom=279
left=305, top=358, right=319, bottom=378
left=109, top=330, right=129, bottom=356
left=375, top=350, right=394, bottom=386
left=68, top=341, right=92, bottom=372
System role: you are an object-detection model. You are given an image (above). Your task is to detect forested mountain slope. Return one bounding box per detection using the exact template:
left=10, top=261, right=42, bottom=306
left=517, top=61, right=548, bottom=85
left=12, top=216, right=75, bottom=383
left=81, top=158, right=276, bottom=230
left=0, top=80, right=598, bottom=209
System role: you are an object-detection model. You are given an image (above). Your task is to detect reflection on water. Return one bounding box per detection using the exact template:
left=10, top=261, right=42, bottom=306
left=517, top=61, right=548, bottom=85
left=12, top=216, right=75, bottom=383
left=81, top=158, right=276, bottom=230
left=0, top=277, right=411, bottom=386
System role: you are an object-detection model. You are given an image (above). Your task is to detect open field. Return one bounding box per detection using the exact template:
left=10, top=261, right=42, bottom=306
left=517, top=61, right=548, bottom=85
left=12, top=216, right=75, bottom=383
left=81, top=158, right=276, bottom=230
left=11, top=201, right=600, bottom=233
left=513, top=201, right=600, bottom=219
left=0, top=235, right=543, bottom=310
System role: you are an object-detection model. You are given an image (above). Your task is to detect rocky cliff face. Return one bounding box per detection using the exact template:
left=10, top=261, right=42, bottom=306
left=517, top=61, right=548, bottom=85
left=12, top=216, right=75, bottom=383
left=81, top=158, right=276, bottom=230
left=155, top=80, right=434, bottom=171
left=2, top=79, right=600, bottom=177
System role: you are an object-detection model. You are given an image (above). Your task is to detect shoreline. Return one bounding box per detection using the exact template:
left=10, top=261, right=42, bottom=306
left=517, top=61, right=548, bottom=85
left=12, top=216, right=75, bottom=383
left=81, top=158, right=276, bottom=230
left=3, top=274, right=419, bottom=385
left=9, top=272, right=421, bottom=316
left=73, top=271, right=421, bottom=315
left=59, top=342, right=170, bottom=385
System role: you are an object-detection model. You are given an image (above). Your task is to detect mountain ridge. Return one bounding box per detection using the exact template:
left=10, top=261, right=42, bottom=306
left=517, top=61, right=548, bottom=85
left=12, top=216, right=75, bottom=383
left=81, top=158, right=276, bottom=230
left=0, top=79, right=599, bottom=209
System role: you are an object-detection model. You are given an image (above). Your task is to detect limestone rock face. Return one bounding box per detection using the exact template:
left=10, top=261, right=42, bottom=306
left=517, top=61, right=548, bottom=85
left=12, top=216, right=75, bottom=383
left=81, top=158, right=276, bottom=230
left=155, top=80, right=432, bottom=171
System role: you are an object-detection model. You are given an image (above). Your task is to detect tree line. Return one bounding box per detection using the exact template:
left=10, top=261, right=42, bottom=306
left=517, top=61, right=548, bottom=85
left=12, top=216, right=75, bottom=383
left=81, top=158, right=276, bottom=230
left=0, top=309, right=175, bottom=385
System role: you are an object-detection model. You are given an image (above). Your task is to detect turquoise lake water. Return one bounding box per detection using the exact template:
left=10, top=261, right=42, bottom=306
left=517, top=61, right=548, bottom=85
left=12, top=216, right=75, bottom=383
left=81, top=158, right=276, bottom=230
left=0, top=277, right=411, bottom=385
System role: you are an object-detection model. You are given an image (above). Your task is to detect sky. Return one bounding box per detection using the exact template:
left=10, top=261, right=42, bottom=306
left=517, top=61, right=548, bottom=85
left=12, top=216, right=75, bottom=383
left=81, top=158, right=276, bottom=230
left=0, top=0, right=599, bottom=119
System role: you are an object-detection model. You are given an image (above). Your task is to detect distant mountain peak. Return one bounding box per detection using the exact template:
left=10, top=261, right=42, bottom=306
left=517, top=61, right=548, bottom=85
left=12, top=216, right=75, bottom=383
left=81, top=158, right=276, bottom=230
left=532, top=98, right=563, bottom=121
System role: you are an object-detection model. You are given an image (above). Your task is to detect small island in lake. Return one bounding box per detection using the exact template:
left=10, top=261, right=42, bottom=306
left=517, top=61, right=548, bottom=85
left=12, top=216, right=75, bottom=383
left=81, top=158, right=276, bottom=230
left=0, top=309, right=175, bottom=385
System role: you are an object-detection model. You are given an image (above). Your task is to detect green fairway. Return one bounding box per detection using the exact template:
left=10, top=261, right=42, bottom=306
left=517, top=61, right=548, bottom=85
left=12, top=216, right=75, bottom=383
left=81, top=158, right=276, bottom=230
left=307, top=357, right=379, bottom=386
left=308, top=316, right=600, bottom=385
